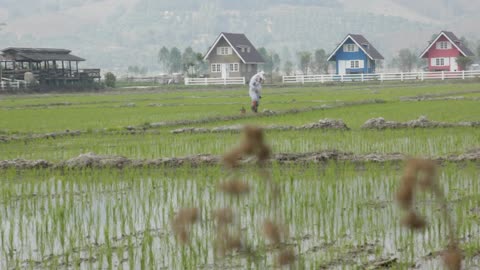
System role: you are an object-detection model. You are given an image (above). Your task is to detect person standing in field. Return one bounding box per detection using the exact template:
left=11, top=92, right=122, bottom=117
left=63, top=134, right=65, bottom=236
left=249, top=71, right=265, bottom=113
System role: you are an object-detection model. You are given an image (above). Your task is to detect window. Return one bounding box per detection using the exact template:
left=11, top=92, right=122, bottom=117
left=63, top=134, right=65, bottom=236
left=435, top=58, right=444, bottom=66
left=229, top=63, right=239, bottom=72
left=211, top=64, right=221, bottom=73
left=343, top=44, right=358, bottom=52
left=436, top=41, right=451, bottom=50
left=350, top=60, right=360, bottom=68
left=217, top=47, right=232, bottom=55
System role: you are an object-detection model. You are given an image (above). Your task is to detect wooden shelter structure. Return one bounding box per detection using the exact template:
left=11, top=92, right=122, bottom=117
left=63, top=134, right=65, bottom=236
left=0, top=47, right=100, bottom=84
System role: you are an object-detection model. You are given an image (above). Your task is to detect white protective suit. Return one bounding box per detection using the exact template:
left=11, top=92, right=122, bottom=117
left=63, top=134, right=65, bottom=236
left=249, top=71, right=265, bottom=102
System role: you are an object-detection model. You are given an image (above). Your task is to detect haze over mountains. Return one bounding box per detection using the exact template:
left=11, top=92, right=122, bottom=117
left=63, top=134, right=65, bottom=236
left=1, top=0, right=479, bottom=71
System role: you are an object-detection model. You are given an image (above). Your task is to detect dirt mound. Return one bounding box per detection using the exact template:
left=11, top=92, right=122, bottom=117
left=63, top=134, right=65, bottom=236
left=2, top=149, right=478, bottom=170
left=362, top=116, right=480, bottom=129
left=59, top=152, right=131, bottom=168
left=298, top=119, right=349, bottom=130
left=0, top=159, right=51, bottom=169
left=137, top=99, right=384, bottom=130
left=444, top=148, right=480, bottom=161
left=0, top=130, right=82, bottom=143
left=171, top=119, right=349, bottom=134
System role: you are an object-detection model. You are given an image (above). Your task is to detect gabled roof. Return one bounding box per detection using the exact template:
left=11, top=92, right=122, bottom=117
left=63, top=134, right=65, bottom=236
left=203, top=32, right=265, bottom=64
left=327, top=34, right=384, bottom=61
left=419, top=31, right=475, bottom=58
left=1, top=47, right=85, bottom=61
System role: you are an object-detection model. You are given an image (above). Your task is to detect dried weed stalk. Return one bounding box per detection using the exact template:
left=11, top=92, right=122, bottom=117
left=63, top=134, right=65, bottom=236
left=171, top=207, right=199, bottom=244
left=277, top=248, right=296, bottom=267
left=218, top=179, right=250, bottom=195
left=217, top=125, right=294, bottom=265
left=396, top=158, right=461, bottom=270
left=213, top=208, right=234, bottom=226
left=222, top=125, right=271, bottom=168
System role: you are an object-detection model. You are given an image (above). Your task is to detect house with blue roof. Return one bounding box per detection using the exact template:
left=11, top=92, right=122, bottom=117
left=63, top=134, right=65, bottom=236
left=327, top=34, right=384, bottom=75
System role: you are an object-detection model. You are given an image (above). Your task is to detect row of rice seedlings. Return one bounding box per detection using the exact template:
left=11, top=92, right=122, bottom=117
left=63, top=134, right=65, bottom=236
left=2, top=127, right=478, bottom=162
left=0, top=161, right=478, bottom=269
left=3, top=81, right=478, bottom=109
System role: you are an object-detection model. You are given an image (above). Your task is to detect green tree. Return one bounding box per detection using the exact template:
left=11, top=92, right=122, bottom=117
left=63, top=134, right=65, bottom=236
left=297, top=51, right=312, bottom=75
left=182, top=47, right=197, bottom=76
left=456, top=56, right=474, bottom=70
left=313, top=49, right=328, bottom=73
left=104, top=72, right=116, bottom=88
left=272, top=53, right=281, bottom=73
left=476, top=44, right=480, bottom=62
left=283, top=60, right=294, bottom=75
left=169, top=47, right=182, bottom=73
left=397, top=48, right=418, bottom=72
left=194, top=53, right=208, bottom=76
left=158, top=47, right=170, bottom=72
left=258, top=47, right=273, bottom=74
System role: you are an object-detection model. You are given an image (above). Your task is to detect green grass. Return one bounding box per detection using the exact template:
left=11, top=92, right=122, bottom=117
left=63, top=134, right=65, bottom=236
left=1, top=82, right=479, bottom=133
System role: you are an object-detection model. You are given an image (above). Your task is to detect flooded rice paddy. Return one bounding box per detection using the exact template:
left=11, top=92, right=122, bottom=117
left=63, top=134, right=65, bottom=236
left=0, top=163, right=479, bottom=269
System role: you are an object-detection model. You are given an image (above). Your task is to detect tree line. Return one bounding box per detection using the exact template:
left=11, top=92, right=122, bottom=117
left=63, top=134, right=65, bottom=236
left=141, top=42, right=480, bottom=77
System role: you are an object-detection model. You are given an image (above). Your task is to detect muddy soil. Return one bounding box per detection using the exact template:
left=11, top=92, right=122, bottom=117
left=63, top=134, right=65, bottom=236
left=2, top=149, right=479, bottom=170
left=362, top=116, right=480, bottom=129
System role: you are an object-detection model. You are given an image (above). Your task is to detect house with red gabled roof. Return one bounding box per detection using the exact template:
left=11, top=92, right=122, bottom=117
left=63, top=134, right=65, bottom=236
left=420, top=31, right=475, bottom=72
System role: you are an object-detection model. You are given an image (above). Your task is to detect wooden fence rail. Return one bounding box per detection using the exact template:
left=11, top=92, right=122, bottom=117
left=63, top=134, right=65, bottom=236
left=282, top=70, right=480, bottom=84
left=0, top=79, right=28, bottom=90
left=185, top=77, right=245, bottom=86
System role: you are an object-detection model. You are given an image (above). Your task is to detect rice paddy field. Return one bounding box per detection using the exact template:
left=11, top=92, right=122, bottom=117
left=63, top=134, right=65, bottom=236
left=1, top=81, right=480, bottom=269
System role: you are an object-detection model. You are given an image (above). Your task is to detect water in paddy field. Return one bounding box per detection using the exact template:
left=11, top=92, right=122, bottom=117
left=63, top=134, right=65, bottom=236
left=0, top=163, right=479, bottom=269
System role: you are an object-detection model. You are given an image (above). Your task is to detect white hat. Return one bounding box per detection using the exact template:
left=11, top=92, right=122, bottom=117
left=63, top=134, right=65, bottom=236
left=258, top=70, right=265, bottom=80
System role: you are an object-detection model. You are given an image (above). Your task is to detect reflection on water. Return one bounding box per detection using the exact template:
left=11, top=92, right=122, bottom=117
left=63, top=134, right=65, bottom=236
left=0, top=163, right=478, bottom=269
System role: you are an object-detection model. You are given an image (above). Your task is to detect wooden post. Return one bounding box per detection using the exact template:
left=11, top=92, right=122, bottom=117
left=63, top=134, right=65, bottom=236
left=441, top=71, right=445, bottom=80
left=421, top=72, right=424, bottom=81
left=340, top=74, right=344, bottom=82
left=361, top=73, right=364, bottom=82
left=462, top=70, right=465, bottom=80
left=320, top=75, right=324, bottom=83
left=400, top=72, right=404, bottom=81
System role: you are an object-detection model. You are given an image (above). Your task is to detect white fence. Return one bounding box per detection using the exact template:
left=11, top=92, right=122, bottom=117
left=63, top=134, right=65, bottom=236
left=283, top=70, right=480, bottom=84
left=0, top=79, right=29, bottom=90
left=185, top=77, right=245, bottom=86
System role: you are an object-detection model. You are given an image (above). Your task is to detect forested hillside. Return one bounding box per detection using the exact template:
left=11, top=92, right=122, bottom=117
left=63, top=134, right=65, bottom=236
left=1, top=0, right=479, bottom=72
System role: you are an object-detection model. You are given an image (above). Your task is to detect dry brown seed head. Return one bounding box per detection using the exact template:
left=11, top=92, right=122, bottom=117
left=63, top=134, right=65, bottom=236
left=213, top=208, right=234, bottom=225
left=225, top=234, right=242, bottom=251
left=218, top=180, right=250, bottom=195
left=263, top=220, right=282, bottom=245
left=222, top=147, right=243, bottom=169
left=176, top=227, right=189, bottom=244
left=396, top=179, right=414, bottom=210
left=277, top=248, right=295, bottom=266
left=442, top=245, right=462, bottom=270
left=400, top=211, right=427, bottom=230
left=215, top=231, right=243, bottom=256
left=257, top=144, right=271, bottom=163
left=173, top=208, right=199, bottom=225
left=243, top=125, right=265, bottom=148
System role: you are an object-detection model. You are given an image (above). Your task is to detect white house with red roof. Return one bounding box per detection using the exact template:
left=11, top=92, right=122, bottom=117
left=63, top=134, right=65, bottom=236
left=420, top=31, right=475, bottom=72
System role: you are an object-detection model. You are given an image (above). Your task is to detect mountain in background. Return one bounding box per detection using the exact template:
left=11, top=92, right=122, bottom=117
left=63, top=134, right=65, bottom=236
left=1, top=0, right=479, bottom=73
